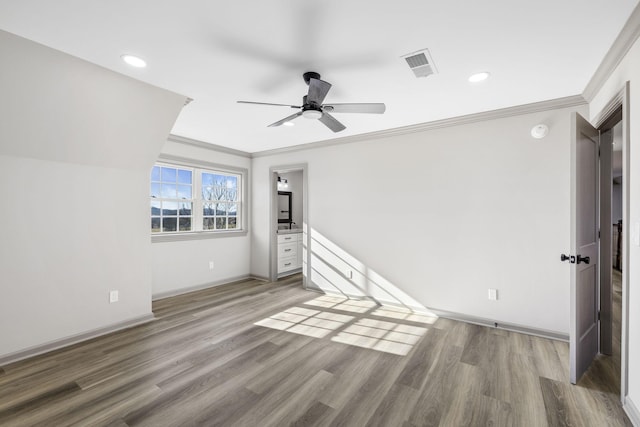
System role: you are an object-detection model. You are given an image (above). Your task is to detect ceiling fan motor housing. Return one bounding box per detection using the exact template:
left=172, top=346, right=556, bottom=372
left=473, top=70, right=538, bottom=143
left=302, top=71, right=321, bottom=85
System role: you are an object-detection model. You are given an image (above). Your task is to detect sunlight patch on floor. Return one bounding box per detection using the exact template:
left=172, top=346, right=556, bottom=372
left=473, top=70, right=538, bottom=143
left=371, top=306, right=438, bottom=325
left=255, top=307, right=355, bottom=339
left=255, top=296, right=429, bottom=356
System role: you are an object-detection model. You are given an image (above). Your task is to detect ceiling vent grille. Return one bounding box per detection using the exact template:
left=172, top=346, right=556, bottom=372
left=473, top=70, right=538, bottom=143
left=402, top=49, right=437, bottom=78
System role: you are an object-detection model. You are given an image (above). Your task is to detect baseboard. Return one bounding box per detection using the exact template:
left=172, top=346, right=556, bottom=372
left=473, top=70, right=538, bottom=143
left=426, top=308, right=569, bottom=342
left=309, top=285, right=568, bottom=342
left=624, top=396, right=640, bottom=426
left=152, top=275, right=259, bottom=300
left=0, top=313, right=155, bottom=366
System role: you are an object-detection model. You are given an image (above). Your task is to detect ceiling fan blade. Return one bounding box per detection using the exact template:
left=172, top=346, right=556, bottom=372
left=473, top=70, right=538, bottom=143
left=322, top=103, right=386, bottom=114
left=307, top=78, right=332, bottom=105
left=318, top=112, right=346, bottom=132
left=237, top=101, right=300, bottom=108
left=268, top=111, right=303, bottom=127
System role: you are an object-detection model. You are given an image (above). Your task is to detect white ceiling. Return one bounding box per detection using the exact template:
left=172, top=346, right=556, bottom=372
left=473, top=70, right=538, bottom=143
left=0, top=1, right=637, bottom=153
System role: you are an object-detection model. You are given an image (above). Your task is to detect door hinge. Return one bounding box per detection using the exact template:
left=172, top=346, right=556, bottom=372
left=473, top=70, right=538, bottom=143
left=598, top=229, right=601, bottom=239
left=598, top=311, right=601, bottom=321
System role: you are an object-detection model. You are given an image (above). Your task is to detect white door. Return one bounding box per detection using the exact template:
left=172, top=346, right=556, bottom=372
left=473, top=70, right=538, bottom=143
left=569, top=112, right=599, bottom=384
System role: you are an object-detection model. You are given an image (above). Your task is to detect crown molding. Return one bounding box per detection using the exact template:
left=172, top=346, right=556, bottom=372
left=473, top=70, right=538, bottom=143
left=582, top=2, right=640, bottom=102
left=167, top=95, right=585, bottom=159
left=167, top=134, right=251, bottom=158
left=251, top=95, right=586, bottom=158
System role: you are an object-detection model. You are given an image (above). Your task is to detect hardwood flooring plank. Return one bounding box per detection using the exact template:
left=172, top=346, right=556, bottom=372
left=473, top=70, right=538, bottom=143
left=290, top=401, right=335, bottom=427
left=395, top=327, right=447, bottom=390
left=0, top=273, right=631, bottom=426
left=0, top=381, right=81, bottom=422
left=540, top=376, right=588, bottom=426
left=365, top=384, right=419, bottom=427
left=407, top=344, right=464, bottom=426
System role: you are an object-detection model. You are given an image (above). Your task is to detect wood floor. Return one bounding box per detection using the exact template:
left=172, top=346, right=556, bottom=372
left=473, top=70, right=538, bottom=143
left=0, top=274, right=631, bottom=426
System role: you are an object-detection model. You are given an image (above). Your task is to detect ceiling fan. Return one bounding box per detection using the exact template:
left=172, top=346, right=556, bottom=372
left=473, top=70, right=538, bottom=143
left=237, top=72, right=385, bottom=132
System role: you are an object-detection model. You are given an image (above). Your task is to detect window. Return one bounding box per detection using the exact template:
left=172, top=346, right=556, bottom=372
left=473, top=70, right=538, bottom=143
left=151, top=163, right=243, bottom=235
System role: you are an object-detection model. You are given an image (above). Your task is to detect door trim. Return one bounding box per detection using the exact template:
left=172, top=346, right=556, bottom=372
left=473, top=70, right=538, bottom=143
left=592, top=81, right=630, bottom=401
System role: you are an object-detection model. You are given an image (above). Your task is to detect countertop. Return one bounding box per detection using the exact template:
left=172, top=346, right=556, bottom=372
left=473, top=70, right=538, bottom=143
left=277, top=229, right=302, bottom=235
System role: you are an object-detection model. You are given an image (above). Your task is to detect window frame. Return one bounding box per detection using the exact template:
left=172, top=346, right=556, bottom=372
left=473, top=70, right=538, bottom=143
left=151, top=155, right=249, bottom=242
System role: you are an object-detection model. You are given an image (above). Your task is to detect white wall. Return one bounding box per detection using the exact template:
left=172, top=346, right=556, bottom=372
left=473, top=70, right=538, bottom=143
left=0, top=31, right=185, bottom=359
left=151, top=140, right=252, bottom=297
left=252, top=105, right=585, bottom=334
left=589, top=26, right=640, bottom=416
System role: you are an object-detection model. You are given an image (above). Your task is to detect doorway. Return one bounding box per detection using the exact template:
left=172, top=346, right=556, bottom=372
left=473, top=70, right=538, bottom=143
left=269, top=164, right=309, bottom=286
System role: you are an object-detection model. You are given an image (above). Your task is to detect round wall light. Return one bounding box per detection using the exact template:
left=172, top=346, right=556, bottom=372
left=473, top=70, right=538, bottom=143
left=531, top=124, right=549, bottom=139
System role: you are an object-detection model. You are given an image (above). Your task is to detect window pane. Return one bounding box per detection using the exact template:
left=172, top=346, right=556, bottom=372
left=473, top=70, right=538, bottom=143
left=178, top=169, right=192, bottom=184
left=151, top=166, right=161, bottom=182
left=162, top=201, right=178, bottom=216
left=226, top=176, right=237, bottom=189
left=203, top=203, right=214, bottom=216
left=216, top=203, right=226, bottom=216
left=228, top=217, right=237, bottom=229
left=163, top=217, right=177, bottom=232
left=177, top=185, right=192, bottom=199
left=216, top=217, right=227, bottom=230
left=203, top=186, right=225, bottom=201
left=151, top=201, right=161, bottom=216
left=179, top=217, right=192, bottom=231
left=161, top=167, right=177, bottom=182
left=228, top=203, right=237, bottom=216
left=202, top=172, right=214, bottom=187
left=151, top=217, right=161, bottom=232
left=213, top=174, right=225, bottom=187
left=226, top=189, right=237, bottom=201
left=161, top=184, right=177, bottom=198
left=150, top=183, right=161, bottom=198
left=203, top=217, right=215, bottom=230
left=179, top=202, right=192, bottom=216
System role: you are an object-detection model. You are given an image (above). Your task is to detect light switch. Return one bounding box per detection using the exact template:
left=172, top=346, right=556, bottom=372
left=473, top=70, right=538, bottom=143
left=488, top=289, right=498, bottom=301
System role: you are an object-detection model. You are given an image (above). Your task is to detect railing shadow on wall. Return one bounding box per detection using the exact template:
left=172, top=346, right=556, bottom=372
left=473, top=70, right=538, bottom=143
left=254, top=226, right=438, bottom=356
left=308, top=228, right=435, bottom=316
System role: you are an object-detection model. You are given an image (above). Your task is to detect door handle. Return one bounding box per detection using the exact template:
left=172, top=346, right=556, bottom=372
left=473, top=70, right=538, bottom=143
left=577, top=255, right=590, bottom=265
left=560, top=254, right=576, bottom=263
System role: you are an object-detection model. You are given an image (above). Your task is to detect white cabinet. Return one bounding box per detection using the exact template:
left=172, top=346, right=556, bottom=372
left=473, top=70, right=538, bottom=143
left=277, top=232, right=302, bottom=275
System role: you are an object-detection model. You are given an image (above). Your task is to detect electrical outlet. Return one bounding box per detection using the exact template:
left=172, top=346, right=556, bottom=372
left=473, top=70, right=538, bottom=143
left=109, top=290, right=119, bottom=303
left=488, top=289, right=498, bottom=301
left=209, top=261, right=215, bottom=270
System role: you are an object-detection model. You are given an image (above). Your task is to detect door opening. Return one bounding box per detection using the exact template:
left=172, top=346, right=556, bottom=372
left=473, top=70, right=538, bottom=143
left=269, top=164, right=309, bottom=286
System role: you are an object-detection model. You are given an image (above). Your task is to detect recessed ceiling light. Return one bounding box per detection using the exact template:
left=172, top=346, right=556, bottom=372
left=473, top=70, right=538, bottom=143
left=121, top=54, right=147, bottom=68
left=468, top=71, right=490, bottom=83
left=283, top=121, right=295, bottom=127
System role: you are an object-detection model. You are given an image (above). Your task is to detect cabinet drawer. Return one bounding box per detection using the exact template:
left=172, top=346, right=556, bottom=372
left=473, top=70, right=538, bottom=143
left=277, top=233, right=299, bottom=244
left=278, top=241, right=297, bottom=258
left=278, top=257, right=297, bottom=272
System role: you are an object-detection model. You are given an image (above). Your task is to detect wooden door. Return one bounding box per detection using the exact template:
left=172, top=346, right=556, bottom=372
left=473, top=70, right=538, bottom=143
left=570, top=112, right=599, bottom=384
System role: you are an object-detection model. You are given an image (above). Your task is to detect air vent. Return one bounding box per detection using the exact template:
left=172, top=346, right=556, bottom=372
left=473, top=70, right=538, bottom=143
left=402, top=49, right=437, bottom=78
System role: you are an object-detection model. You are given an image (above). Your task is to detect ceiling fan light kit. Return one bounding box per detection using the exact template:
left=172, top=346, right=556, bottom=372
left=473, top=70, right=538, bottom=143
left=237, top=71, right=385, bottom=132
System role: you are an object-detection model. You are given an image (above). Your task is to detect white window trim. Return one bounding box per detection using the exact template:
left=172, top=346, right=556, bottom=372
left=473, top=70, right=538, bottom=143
left=151, top=154, right=249, bottom=243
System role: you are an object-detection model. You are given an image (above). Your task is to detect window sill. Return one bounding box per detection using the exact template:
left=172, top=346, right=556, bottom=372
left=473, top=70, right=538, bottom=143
left=151, top=229, right=248, bottom=243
